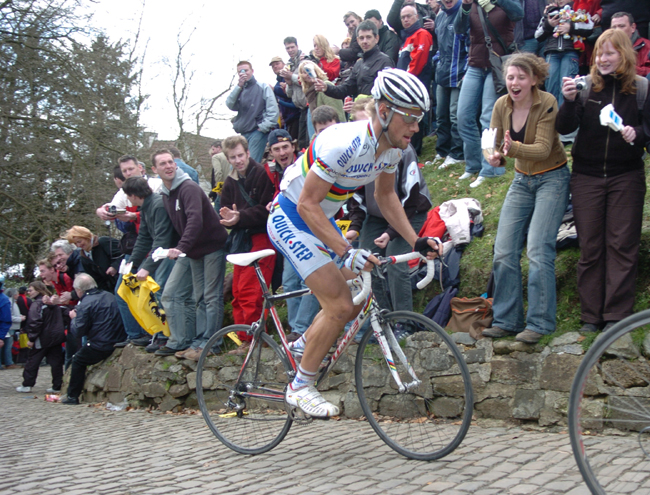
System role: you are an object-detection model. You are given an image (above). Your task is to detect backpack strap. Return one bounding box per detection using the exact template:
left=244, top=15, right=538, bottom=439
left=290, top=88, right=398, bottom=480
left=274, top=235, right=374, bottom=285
left=579, top=74, right=648, bottom=111
left=635, top=75, right=648, bottom=111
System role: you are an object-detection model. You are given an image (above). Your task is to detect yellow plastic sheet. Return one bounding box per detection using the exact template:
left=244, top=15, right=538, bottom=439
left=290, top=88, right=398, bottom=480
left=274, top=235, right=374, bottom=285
left=117, top=274, right=170, bottom=336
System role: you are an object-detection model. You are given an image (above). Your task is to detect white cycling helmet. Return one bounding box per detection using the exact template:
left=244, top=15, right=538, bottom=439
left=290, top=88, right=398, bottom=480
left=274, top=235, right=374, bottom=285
left=371, top=68, right=430, bottom=113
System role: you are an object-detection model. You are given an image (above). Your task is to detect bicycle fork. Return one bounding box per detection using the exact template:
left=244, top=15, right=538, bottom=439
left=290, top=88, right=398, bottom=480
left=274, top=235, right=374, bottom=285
left=371, top=313, right=421, bottom=393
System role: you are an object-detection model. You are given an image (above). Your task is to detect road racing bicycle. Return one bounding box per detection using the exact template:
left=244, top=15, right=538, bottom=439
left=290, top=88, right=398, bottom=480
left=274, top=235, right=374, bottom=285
left=196, top=249, right=473, bottom=460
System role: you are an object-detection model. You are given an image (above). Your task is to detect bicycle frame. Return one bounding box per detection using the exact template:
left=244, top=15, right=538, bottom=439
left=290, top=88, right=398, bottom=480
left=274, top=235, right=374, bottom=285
left=231, top=253, right=430, bottom=407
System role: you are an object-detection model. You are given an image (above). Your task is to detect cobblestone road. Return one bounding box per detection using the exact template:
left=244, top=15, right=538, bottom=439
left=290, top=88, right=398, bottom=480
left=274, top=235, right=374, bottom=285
left=2, top=367, right=648, bottom=494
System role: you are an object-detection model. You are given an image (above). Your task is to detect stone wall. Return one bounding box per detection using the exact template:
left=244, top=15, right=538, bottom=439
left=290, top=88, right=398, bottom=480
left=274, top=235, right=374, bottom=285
left=67, top=331, right=612, bottom=428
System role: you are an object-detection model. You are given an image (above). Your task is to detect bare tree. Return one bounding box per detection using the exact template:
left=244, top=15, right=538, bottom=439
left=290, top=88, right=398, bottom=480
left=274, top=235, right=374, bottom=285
left=164, top=27, right=234, bottom=157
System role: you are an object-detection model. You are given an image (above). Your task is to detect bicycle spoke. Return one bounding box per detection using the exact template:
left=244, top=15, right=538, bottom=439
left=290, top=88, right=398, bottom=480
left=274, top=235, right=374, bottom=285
left=197, top=325, right=293, bottom=455
left=355, top=311, right=473, bottom=460
left=569, top=314, right=650, bottom=494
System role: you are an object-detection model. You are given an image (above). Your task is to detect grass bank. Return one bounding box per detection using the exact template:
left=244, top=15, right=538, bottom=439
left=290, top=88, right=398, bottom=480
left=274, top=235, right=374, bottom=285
left=417, top=135, right=650, bottom=343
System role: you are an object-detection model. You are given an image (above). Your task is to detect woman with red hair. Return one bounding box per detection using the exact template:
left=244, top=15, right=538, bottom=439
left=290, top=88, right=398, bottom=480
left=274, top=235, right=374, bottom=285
left=557, top=29, right=650, bottom=333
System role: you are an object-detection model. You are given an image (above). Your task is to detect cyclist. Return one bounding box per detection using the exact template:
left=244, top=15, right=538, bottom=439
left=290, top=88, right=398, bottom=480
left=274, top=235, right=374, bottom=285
left=267, top=68, right=440, bottom=418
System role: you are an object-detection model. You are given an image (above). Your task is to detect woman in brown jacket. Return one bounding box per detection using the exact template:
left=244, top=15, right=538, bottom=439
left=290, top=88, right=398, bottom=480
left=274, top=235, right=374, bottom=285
left=481, top=53, right=569, bottom=344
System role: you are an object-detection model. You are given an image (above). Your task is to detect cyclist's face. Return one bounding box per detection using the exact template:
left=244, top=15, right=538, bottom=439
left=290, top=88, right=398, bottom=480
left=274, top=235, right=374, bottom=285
left=386, top=105, right=421, bottom=150
left=225, top=144, right=250, bottom=175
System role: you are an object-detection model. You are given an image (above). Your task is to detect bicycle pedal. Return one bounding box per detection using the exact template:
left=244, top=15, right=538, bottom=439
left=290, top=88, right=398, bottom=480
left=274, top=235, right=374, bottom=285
left=288, top=406, right=313, bottom=425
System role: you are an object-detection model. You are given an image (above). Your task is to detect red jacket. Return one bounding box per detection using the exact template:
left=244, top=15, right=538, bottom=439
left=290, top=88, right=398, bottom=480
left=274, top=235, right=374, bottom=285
left=318, top=57, right=341, bottom=82
left=398, top=28, right=433, bottom=76
left=634, top=35, right=650, bottom=77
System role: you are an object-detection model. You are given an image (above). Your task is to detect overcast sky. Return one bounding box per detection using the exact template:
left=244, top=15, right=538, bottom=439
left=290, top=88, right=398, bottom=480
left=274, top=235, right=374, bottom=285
left=90, top=0, right=392, bottom=141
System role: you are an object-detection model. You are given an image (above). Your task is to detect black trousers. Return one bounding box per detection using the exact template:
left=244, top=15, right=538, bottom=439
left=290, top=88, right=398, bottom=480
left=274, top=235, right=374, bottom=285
left=67, top=345, right=114, bottom=399
left=571, top=169, right=646, bottom=324
left=22, top=344, right=64, bottom=389
left=65, top=330, right=82, bottom=370
left=298, top=108, right=309, bottom=150
left=286, top=117, right=300, bottom=142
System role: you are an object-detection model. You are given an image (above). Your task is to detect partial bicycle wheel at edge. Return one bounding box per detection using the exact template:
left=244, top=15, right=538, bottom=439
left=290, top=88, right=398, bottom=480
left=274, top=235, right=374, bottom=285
left=355, top=311, right=473, bottom=460
left=196, top=324, right=293, bottom=455
left=568, top=310, right=650, bottom=494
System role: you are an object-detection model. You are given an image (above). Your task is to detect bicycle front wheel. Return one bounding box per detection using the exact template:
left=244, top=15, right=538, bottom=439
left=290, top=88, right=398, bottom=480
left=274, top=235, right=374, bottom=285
left=568, top=310, right=650, bottom=494
left=355, top=311, right=473, bottom=460
left=196, top=324, right=293, bottom=455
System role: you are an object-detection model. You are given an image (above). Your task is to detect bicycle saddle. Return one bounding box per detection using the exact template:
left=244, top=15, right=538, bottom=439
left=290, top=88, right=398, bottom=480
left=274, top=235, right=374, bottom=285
left=227, top=249, right=276, bottom=267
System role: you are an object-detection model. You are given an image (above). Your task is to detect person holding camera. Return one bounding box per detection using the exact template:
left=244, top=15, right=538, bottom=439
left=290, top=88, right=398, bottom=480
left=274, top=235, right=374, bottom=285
left=557, top=29, right=650, bottom=333
left=226, top=61, right=279, bottom=163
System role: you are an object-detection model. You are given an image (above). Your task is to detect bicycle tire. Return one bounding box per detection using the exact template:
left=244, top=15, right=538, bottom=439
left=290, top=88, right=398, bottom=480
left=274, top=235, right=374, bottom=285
left=568, top=310, right=650, bottom=494
left=354, top=311, right=473, bottom=460
left=196, top=324, right=293, bottom=455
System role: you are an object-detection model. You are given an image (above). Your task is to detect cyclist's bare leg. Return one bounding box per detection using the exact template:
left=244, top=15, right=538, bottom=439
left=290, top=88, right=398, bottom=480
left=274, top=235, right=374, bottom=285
left=285, top=264, right=365, bottom=417
left=300, top=265, right=362, bottom=371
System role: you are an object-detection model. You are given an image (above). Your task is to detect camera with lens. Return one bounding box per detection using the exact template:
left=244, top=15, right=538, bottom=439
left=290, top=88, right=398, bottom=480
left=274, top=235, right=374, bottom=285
left=107, top=205, right=126, bottom=215
left=574, top=76, right=588, bottom=91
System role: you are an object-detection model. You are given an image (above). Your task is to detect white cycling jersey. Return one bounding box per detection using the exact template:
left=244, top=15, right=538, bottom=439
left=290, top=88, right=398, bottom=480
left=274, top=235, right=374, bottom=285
left=280, top=120, right=402, bottom=218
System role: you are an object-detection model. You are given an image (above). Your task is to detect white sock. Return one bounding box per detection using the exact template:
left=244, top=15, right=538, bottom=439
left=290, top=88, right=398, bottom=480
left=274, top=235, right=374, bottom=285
left=289, top=363, right=316, bottom=391
left=290, top=334, right=307, bottom=350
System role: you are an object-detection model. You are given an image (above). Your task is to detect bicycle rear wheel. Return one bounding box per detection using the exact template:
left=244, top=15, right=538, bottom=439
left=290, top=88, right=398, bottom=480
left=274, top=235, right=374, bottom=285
left=355, top=311, right=473, bottom=460
left=568, top=311, right=650, bottom=494
left=196, top=324, right=293, bottom=455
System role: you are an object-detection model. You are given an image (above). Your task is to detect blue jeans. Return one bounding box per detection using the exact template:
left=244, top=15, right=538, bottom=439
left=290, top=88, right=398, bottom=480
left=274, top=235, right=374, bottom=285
left=155, top=258, right=174, bottom=295
left=161, top=257, right=196, bottom=350
left=520, top=38, right=546, bottom=57
left=189, top=249, right=226, bottom=350
left=282, top=260, right=319, bottom=335
left=491, top=166, right=570, bottom=335
left=545, top=51, right=579, bottom=106
left=456, top=67, right=505, bottom=178
left=115, top=254, right=146, bottom=340
left=243, top=129, right=270, bottom=163
left=306, top=108, right=315, bottom=142
left=2, top=335, right=13, bottom=366
left=359, top=212, right=427, bottom=312
left=435, top=86, right=463, bottom=160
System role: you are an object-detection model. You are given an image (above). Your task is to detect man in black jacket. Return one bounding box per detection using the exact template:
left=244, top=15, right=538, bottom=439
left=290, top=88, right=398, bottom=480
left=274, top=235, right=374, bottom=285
left=314, top=21, right=394, bottom=100
left=365, top=9, right=400, bottom=63
left=62, top=274, right=126, bottom=405
left=123, top=177, right=176, bottom=290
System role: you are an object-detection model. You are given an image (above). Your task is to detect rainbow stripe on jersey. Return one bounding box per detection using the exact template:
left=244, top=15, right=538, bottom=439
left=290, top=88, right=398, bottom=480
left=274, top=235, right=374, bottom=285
left=280, top=120, right=402, bottom=219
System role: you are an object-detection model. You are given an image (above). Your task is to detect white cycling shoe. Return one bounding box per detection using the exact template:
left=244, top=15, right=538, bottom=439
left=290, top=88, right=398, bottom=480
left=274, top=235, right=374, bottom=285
left=286, top=386, right=339, bottom=417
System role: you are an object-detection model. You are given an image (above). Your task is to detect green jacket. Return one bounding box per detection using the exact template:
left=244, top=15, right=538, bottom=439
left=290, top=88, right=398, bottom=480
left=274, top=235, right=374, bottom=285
left=129, top=193, right=178, bottom=275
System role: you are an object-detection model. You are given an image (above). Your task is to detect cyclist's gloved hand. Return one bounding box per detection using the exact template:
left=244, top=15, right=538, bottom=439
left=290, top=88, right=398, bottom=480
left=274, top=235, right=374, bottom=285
left=341, top=247, right=373, bottom=274
left=414, top=237, right=442, bottom=257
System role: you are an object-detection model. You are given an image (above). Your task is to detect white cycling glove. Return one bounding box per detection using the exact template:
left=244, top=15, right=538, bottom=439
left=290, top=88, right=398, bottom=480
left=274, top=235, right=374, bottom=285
left=341, top=248, right=372, bottom=274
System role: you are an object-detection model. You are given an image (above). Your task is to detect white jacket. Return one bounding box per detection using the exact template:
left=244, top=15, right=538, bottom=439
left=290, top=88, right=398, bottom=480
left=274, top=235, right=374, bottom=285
left=439, top=198, right=483, bottom=247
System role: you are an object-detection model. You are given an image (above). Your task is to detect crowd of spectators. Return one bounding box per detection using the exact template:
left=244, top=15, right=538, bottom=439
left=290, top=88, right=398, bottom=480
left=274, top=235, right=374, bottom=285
left=2, top=0, right=650, bottom=400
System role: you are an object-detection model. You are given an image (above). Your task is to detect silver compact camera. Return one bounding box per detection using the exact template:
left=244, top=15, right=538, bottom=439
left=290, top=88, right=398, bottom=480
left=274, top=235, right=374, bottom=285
left=574, top=76, right=588, bottom=91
